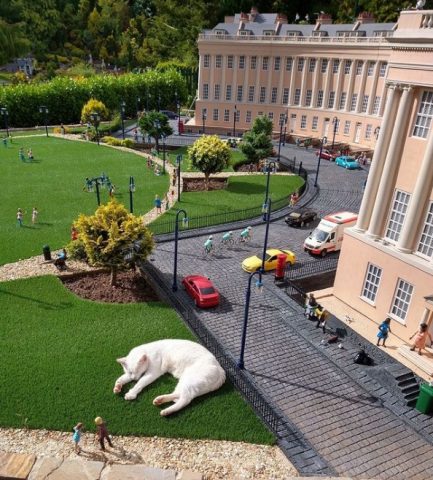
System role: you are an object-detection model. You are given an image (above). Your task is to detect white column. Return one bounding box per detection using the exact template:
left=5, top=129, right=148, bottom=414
left=367, top=85, right=414, bottom=238
left=367, top=62, right=380, bottom=115
left=300, top=57, right=308, bottom=106
left=356, top=61, right=368, bottom=113
left=396, top=124, right=433, bottom=252
left=312, top=58, right=320, bottom=105
left=287, top=57, right=296, bottom=106
left=345, top=64, right=357, bottom=112
left=354, top=84, right=400, bottom=232
left=323, top=58, right=333, bottom=109
left=334, top=60, right=346, bottom=111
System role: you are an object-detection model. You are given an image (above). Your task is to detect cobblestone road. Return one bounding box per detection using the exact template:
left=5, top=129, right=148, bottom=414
left=149, top=145, right=433, bottom=479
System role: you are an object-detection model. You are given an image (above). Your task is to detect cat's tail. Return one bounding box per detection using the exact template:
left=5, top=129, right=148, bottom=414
left=159, top=395, right=192, bottom=416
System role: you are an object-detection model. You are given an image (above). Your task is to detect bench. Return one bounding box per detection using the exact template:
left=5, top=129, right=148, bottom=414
left=398, top=344, right=433, bottom=376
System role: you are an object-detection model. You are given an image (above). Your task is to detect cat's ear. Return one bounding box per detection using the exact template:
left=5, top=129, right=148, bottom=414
left=116, top=357, right=127, bottom=367
left=138, top=354, right=147, bottom=365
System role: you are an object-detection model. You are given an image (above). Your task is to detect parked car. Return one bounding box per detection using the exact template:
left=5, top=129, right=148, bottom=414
left=182, top=275, right=220, bottom=308
left=160, top=110, right=178, bottom=119
left=226, top=137, right=241, bottom=148
left=242, top=248, right=296, bottom=272
left=315, top=149, right=337, bottom=161
left=335, top=156, right=361, bottom=170
left=285, top=209, right=318, bottom=228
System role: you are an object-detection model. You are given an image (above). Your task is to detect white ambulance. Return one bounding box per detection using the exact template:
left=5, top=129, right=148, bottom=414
left=303, top=211, right=358, bottom=256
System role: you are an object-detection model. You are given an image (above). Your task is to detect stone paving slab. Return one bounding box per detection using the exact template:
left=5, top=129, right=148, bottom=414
left=100, top=464, right=176, bottom=480
left=0, top=452, right=36, bottom=479
left=28, top=457, right=63, bottom=480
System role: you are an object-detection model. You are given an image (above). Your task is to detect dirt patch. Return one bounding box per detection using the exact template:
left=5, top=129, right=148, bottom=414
left=61, top=269, right=159, bottom=303
left=182, top=177, right=227, bottom=192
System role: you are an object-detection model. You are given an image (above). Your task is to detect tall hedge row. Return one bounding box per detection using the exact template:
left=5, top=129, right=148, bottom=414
left=0, top=70, right=186, bottom=128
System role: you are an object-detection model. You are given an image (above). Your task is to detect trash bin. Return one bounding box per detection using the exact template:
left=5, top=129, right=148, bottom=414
left=415, top=383, right=433, bottom=414
left=42, top=245, right=51, bottom=261
left=275, top=254, right=287, bottom=281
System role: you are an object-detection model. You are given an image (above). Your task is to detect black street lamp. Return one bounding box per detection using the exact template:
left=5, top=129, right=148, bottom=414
left=282, top=111, right=288, bottom=146
left=277, top=115, right=287, bottom=163
left=374, top=126, right=380, bottom=141
left=238, top=270, right=264, bottom=369
left=120, top=100, right=126, bottom=140
left=154, top=119, right=161, bottom=153
left=176, top=154, right=182, bottom=202
left=314, top=136, right=327, bottom=187
left=175, top=92, right=181, bottom=135
left=233, top=104, right=237, bottom=137
left=172, top=209, right=188, bottom=292
left=90, top=177, right=101, bottom=206
left=136, top=97, right=141, bottom=122
left=129, top=176, right=135, bottom=213
left=202, top=110, right=207, bottom=134
left=39, top=106, right=49, bottom=137
left=0, top=107, right=9, bottom=137
left=90, top=112, right=100, bottom=145
left=264, top=160, right=277, bottom=209
left=331, top=116, right=339, bottom=150
left=162, top=133, right=166, bottom=174
left=261, top=198, right=272, bottom=273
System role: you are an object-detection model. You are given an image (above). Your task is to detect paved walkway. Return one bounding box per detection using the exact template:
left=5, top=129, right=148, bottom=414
left=148, top=144, right=433, bottom=479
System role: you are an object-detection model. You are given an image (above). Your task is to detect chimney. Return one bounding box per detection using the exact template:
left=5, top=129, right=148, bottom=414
left=357, top=11, right=376, bottom=24
left=316, top=13, right=332, bottom=25
left=240, top=12, right=249, bottom=23
left=249, top=6, right=259, bottom=22
left=275, top=13, right=288, bottom=24
left=224, top=15, right=234, bottom=23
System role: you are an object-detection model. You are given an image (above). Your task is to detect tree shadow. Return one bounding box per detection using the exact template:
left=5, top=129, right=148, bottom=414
left=227, top=181, right=266, bottom=194
left=0, top=288, right=73, bottom=310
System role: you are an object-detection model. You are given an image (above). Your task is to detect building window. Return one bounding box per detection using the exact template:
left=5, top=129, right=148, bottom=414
left=216, top=55, right=222, bottom=68
left=239, top=56, right=245, bottom=69
left=214, top=84, right=220, bottom=100
left=344, top=120, right=351, bottom=135
left=226, top=85, right=232, bottom=101
left=316, top=90, right=324, bottom=108
left=203, top=84, right=209, bottom=100
left=213, top=109, right=219, bottom=121
left=203, top=54, right=210, bottom=68
left=385, top=190, right=411, bottom=242
left=334, top=118, right=340, bottom=133
left=286, top=57, right=293, bottom=71
left=328, top=91, right=335, bottom=109
left=350, top=93, right=358, bottom=112
left=356, top=61, right=363, bottom=75
left=294, top=88, right=301, bottom=105
left=391, top=279, right=413, bottom=322
left=271, top=87, right=278, bottom=104
left=365, top=124, right=372, bottom=139
left=237, top=85, right=243, bottom=102
left=339, top=92, right=347, bottom=110
left=312, top=116, right=318, bottom=130
left=251, top=56, right=257, bottom=69
left=344, top=60, right=352, bottom=74
left=224, top=109, right=230, bottom=122
left=227, top=55, right=234, bottom=68
left=268, top=112, right=274, bottom=120
left=262, top=56, right=269, bottom=70
left=282, top=88, right=290, bottom=104
left=379, top=62, right=387, bottom=77
left=246, top=111, right=252, bottom=123
left=361, top=95, right=369, bottom=113
left=333, top=59, right=339, bottom=73
left=259, top=86, right=266, bottom=103
left=413, top=91, right=433, bottom=139
left=297, top=57, right=304, bottom=72
left=417, top=202, right=433, bottom=258
left=305, top=90, right=312, bottom=107
left=248, top=86, right=255, bottom=102
left=279, top=113, right=286, bottom=124
left=309, top=58, right=316, bottom=72
left=274, top=56, right=281, bottom=71
left=321, top=59, right=328, bottom=73
left=235, top=110, right=240, bottom=122
left=367, top=61, right=375, bottom=76
left=361, top=263, right=382, bottom=303
left=372, top=96, right=381, bottom=115
left=300, top=115, right=307, bottom=129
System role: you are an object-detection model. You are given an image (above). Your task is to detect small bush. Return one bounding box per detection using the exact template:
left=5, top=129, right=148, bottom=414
left=122, top=139, right=134, bottom=148
left=102, top=136, right=122, bottom=146
left=81, top=98, right=110, bottom=124
left=66, top=239, right=87, bottom=261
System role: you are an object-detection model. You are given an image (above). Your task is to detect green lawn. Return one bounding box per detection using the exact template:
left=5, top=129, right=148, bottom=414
left=0, top=136, right=168, bottom=265
left=0, top=275, right=275, bottom=444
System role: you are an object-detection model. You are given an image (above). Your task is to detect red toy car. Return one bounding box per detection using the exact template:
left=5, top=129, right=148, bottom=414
left=182, top=275, right=220, bottom=308
left=315, top=149, right=337, bottom=161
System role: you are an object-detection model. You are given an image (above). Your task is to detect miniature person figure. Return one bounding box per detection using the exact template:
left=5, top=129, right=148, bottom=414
left=27, top=149, right=34, bottom=161
left=290, top=191, right=299, bottom=206
left=31, top=207, right=39, bottom=224
left=204, top=235, right=213, bottom=254
left=71, top=225, right=78, bottom=241
left=16, top=208, right=24, bottom=227
left=133, top=128, right=138, bottom=142
left=315, top=306, right=329, bottom=333
left=94, top=417, right=113, bottom=451
left=154, top=194, right=162, bottom=214
left=377, top=317, right=392, bottom=347
left=2, top=137, right=7, bottom=147
left=240, top=226, right=252, bottom=242
left=54, top=248, right=67, bottom=271
left=61, top=123, right=66, bottom=135
left=305, top=293, right=319, bottom=319
left=409, top=323, right=432, bottom=356
left=154, top=165, right=161, bottom=176
left=109, top=184, right=115, bottom=198
left=72, top=422, right=83, bottom=455
left=19, top=147, right=25, bottom=162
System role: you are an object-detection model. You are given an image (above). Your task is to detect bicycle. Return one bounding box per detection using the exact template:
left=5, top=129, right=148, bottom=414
left=203, top=236, right=214, bottom=256
left=220, top=231, right=235, bottom=247
left=237, top=226, right=253, bottom=244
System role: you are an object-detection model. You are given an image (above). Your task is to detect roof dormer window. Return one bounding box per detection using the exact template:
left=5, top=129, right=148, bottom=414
left=263, top=30, right=275, bottom=36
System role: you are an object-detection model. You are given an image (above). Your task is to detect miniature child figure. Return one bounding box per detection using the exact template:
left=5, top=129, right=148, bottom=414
left=27, top=149, right=34, bottom=160
left=109, top=184, right=116, bottom=198
left=94, top=417, right=113, bottom=451
left=71, top=225, right=78, bottom=241
left=240, top=226, right=252, bottom=242
left=290, top=191, right=299, bottom=206
left=31, top=207, right=39, bottom=224
left=377, top=317, right=392, bottom=347
left=2, top=137, right=7, bottom=147
left=204, top=235, right=213, bottom=254
left=19, top=147, right=25, bottom=162
left=154, top=194, right=162, bottom=214
left=16, top=208, right=24, bottom=227
left=410, top=323, right=432, bottom=356
left=315, top=306, right=329, bottom=333
left=72, top=422, right=83, bottom=454
left=305, top=293, right=318, bottom=319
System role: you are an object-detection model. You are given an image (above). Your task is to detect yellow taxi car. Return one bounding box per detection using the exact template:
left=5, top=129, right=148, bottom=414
left=241, top=248, right=296, bottom=272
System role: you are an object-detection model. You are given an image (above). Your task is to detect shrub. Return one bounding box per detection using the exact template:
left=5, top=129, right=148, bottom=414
left=81, top=98, right=110, bottom=124
left=102, top=136, right=123, bottom=146
left=122, top=139, right=134, bottom=148
left=66, top=239, right=87, bottom=261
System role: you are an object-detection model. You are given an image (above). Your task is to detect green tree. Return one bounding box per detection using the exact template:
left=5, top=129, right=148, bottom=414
left=138, top=110, right=173, bottom=152
left=70, top=199, right=154, bottom=286
left=240, top=115, right=274, bottom=166
left=188, top=135, right=231, bottom=190
left=81, top=98, right=110, bottom=123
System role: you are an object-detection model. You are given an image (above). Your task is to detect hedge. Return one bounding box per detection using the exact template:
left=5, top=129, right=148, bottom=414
left=0, top=70, right=186, bottom=128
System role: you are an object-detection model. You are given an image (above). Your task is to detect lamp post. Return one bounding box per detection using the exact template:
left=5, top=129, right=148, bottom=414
left=261, top=197, right=272, bottom=273
left=374, top=126, right=380, bottom=141
left=90, top=177, right=101, bottom=206
left=277, top=115, right=287, bottom=163
left=162, top=133, right=166, bottom=174
left=264, top=160, right=276, bottom=209
left=0, top=107, right=9, bottom=137
left=238, top=270, right=264, bottom=370
left=202, top=110, right=207, bottom=134
left=172, top=209, right=188, bottom=292
left=233, top=104, right=237, bottom=137
left=331, top=116, right=339, bottom=150
left=175, top=92, right=181, bottom=135
left=39, top=106, right=49, bottom=137
left=154, top=120, right=161, bottom=153
left=129, top=175, right=135, bottom=213
left=120, top=100, right=126, bottom=140
left=176, top=154, right=182, bottom=202
left=314, top=136, right=327, bottom=187
left=90, top=112, right=100, bottom=145
left=136, top=97, right=141, bottom=122
left=282, top=112, right=288, bottom=146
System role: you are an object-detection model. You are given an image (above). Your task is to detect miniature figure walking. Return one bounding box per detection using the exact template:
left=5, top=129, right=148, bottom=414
left=32, top=207, right=39, bottom=224
left=94, top=417, right=113, bottom=451
left=72, top=422, right=83, bottom=454
left=16, top=208, right=24, bottom=227
left=154, top=194, right=162, bottom=214
left=377, top=317, right=392, bottom=347
left=409, top=323, right=432, bottom=356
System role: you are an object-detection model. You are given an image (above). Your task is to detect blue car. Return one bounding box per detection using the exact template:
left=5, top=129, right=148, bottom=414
left=335, top=156, right=360, bottom=170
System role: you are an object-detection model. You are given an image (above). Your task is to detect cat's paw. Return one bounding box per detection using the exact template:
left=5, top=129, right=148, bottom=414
left=160, top=409, right=170, bottom=416
left=124, top=391, right=137, bottom=401
left=113, top=383, right=122, bottom=394
left=153, top=396, right=164, bottom=406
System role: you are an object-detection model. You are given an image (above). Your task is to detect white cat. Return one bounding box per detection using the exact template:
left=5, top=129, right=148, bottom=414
left=113, top=339, right=226, bottom=416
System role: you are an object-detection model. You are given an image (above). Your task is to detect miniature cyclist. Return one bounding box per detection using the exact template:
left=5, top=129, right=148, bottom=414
left=204, top=235, right=213, bottom=253
left=221, top=231, right=233, bottom=244
left=240, top=226, right=252, bottom=242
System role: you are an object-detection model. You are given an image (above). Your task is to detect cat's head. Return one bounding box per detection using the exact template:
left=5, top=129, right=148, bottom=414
left=116, top=353, right=148, bottom=380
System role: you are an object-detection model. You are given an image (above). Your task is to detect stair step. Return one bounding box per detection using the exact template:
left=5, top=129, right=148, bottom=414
left=398, top=345, right=433, bottom=376
left=405, top=392, right=420, bottom=402
left=401, top=385, right=420, bottom=395
left=395, top=372, right=416, bottom=382
left=398, top=378, right=417, bottom=388
left=407, top=399, right=418, bottom=408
